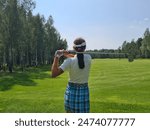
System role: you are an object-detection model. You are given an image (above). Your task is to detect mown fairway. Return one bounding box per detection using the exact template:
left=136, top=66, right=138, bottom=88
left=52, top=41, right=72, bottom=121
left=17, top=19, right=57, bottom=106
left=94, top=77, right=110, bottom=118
left=0, top=59, right=150, bottom=112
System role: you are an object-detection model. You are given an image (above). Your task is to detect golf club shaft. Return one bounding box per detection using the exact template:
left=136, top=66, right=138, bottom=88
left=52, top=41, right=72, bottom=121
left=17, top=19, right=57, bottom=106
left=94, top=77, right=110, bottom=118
left=67, top=50, right=126, bottom=55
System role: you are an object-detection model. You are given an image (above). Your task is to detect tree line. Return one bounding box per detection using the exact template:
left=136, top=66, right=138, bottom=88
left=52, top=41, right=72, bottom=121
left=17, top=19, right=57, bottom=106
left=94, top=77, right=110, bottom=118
left=0, top=0, right=67, bottom=72
left=86, top=49, right=126, bottom=59
left=121, top=28, right=150, bottom=60
left=86, top=28, right=150, bottom=61
left=0, top=0, right=150, bottom=73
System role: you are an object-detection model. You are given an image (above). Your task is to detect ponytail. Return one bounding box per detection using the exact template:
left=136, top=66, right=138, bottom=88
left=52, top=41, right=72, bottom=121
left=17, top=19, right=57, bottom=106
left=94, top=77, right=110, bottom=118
left=77, top=53, right=85, bottom=69
left=73, top=37, right=86, bottom=69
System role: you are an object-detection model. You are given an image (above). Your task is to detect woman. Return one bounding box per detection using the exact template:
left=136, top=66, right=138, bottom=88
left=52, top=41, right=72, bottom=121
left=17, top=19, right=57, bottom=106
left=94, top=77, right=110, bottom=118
left=51, top=37, right=91, bottom=113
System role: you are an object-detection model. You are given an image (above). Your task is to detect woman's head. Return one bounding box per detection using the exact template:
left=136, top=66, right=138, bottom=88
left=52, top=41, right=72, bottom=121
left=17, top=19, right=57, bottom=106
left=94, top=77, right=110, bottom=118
left=73, top=37, right=86, bottom=52
left=73, top=37, right=86, bottom=69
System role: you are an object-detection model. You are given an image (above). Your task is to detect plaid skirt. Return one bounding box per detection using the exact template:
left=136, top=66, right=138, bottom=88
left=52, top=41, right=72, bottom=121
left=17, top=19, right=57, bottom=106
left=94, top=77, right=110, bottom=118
left=64, top=82, right=90, bottom=113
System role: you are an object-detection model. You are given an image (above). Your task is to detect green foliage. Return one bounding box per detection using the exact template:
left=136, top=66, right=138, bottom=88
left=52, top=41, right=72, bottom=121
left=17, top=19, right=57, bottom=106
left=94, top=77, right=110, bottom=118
left=121, top=28, right=150, bottom=59
left=140, top=28, right=150, bottom=58
left=128, top=55, right=134, bottom=62
left=86, top=49, right=126, bottom=59
left=0, top=0, right=67, bottom=72
left=0, top=59, right=150, bottom=112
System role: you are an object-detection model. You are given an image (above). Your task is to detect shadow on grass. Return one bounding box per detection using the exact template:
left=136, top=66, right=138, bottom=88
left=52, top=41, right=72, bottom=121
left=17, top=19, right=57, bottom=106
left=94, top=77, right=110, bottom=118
left=0, top=65, right=51, bottom=91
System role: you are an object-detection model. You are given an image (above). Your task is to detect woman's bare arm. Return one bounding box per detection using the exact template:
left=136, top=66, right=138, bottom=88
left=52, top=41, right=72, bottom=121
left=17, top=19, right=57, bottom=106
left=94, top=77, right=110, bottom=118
left=51, top=56, right=63, bottom=78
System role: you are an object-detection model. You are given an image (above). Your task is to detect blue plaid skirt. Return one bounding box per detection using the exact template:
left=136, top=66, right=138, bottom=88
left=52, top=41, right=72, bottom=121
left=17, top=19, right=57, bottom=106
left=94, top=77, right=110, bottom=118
left=64, top=82, right=90, bottom=113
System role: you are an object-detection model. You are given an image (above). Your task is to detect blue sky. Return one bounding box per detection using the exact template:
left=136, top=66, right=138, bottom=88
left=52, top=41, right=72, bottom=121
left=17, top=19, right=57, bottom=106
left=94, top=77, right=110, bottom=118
left=33, top=0, right=150, bottom=50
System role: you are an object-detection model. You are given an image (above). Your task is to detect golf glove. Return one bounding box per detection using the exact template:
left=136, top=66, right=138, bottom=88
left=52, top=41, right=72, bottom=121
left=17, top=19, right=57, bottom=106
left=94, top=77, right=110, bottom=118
left=55, top=50, right=64, bottom=58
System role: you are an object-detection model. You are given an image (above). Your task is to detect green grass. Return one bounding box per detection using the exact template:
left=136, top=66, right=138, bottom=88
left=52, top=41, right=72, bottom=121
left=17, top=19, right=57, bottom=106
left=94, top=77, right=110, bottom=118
left=0, top=59, right=150, bottom=113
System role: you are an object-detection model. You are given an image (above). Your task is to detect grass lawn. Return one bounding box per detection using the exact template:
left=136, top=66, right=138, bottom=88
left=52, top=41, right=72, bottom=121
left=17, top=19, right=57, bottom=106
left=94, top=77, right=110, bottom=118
left=0, top=59, right=150, bottom=113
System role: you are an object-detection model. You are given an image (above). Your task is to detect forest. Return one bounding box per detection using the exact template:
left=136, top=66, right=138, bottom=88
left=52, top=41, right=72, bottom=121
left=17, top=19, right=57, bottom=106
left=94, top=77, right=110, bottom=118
left=0, top=0, right=67, bottom=72
left=0, top=0, right=150, bottom=73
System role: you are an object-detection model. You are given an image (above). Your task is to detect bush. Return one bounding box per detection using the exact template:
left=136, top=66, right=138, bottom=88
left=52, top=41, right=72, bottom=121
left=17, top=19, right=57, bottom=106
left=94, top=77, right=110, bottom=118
left=128, top=55, right=134, bottom=62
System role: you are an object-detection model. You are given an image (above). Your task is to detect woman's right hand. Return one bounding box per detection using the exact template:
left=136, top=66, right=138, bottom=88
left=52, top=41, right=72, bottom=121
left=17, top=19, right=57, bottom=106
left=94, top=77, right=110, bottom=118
left=63, top=50, right=75, bottom=58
